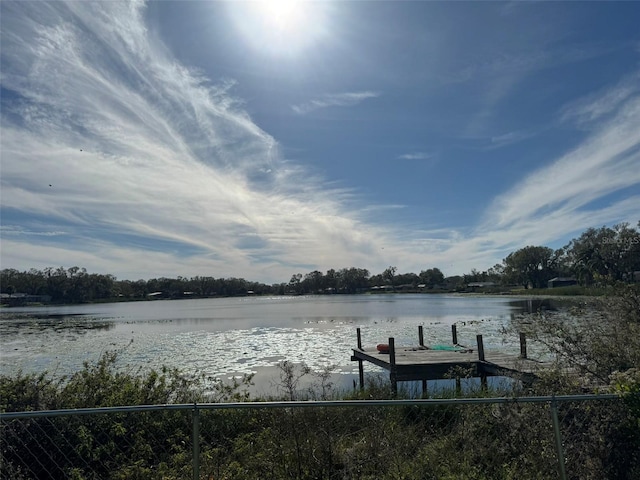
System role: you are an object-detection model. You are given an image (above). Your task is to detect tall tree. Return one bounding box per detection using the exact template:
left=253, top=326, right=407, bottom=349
left=564, top=223, right=640, bottom=285
left=302, top=270, right=324, bottom=293
left=336, top=267, right=369, bottom=293
left=503, top=246, right=557, bottom=289
left=382, top=266, right=397, bottom=285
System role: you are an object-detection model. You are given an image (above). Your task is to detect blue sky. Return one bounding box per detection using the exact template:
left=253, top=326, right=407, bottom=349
left=1, top=1, right=639, bottom=283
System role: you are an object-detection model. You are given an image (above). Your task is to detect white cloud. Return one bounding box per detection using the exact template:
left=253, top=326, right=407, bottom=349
left=559, top=71, right=640, bottom=125
left=486, top=97, right=640, bottom=230
left=397, top=152, right=433, bottom=160
left=0, top=2, right=391, bottom=282
left=0, top=226, right=67, bottom=237
left=381, top=74, right=640, bottom=275
left=459, top=75, right=640, bottom=266
left=291, top=91, right=380, bottom=114
left=489, top=130, right=535, bottom=148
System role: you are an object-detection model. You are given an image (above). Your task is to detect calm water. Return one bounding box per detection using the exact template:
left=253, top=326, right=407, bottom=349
left=0, top=294, right=553, bottom=394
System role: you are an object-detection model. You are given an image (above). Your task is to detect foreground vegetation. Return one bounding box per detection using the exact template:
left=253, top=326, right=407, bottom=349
left=1, top=222, right=638, bottom=303
left=2, top=374, right=638, bottom=479
left=1, top=286, right=639, bottom=479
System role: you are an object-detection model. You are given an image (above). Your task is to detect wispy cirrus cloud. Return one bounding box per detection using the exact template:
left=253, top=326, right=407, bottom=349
left=0, top=226, right=67, bottom=237
left=559, top=71, right=640, bottom=126
left=472, top=72, right=640, bottom=251
left=397, top=152, right=433, bottom=160
left=383, top=72, right=640, bottom=275
left=291, top=91, right=380, bottom=114
left=489, top=130, right=536, bottom=148
left=0, top=2, right=390, bottom=281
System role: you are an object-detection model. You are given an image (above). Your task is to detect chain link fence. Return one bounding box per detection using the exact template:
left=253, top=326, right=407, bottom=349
left=2, top=394, right=638, bottom=479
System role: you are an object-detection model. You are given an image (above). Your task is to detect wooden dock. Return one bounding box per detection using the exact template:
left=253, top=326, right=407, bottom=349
left=351, top=326, right=548, bottom=393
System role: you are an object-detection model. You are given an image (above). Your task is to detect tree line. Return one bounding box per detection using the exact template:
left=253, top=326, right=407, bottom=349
left=1, top=222, right=638, bottom=303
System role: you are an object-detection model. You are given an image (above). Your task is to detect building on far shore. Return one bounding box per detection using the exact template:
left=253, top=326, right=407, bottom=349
left=467, top=282, right=496, bottom=290
left=0, top=293, right=52, bottom=305
left=547, top=277, right=578, bottom=288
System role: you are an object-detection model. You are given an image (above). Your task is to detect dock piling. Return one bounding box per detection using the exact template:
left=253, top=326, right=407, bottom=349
left=452, top=324, right=458, bottom=345
left=418, top=326, right=424, bottom=347
left=477, top=335, right=485, bottom=362
left=519, top=333, right=527, bottom=359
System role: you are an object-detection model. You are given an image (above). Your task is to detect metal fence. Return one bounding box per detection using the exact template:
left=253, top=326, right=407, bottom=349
left=1, top=394, right=636, bottom=480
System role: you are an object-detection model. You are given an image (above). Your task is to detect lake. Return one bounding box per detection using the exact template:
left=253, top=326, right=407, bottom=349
left=0, top=294, right=554, bottom=395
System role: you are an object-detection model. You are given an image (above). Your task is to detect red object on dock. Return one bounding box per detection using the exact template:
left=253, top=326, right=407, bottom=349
left=376, top=343, right=390, bottom=354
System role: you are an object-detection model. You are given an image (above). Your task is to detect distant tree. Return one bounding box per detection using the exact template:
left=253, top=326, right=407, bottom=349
left=44, top=267, right=69, bottom=302
left=287, top=274, right=303, bottom=294
left=463, top=268, right=487, bottom=284
left=486, top=264, right=505, bottom=284
left=382, top=266, right=397, bottom=285
left=443, top=275, right=464, bottom=290
left=368, top=273, right=384, bottom=287
left=302, top=270, right=324, bottom=294
left=502, top=246, right=557, bottom=289
left=419, top=268, right=445, bottom=288
left=324, top=269, right=338, bottom=291
left=563, top=223, right=640, bottom=285
left=336, top=267, right=369, bottom=293
left=393, top=272, right=419, bottom=287
left=67, top=266, right=89, bottom=303
left=189, top=276, right=216, bottom=296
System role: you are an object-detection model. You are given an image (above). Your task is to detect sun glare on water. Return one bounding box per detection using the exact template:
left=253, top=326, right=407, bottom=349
left=231, top=0, right=330, bottom=57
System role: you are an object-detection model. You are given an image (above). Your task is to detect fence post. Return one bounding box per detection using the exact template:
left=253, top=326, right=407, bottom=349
left=550, top=397, right=567, bottom=480
left=389, top=337, right=397, bottom=395
left=193, top=403, right=200, bottom=480
left=356, top=328, right=364, bottom=389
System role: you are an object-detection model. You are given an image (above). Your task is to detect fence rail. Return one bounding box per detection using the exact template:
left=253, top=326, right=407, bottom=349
left=1, top=394, right=634, bottom=480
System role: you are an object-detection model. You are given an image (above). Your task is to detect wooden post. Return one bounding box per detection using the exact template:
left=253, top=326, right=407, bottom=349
left=477, top=334, right=485, bottom=362
left=519, top=332, right=527, bottom=359
left=388, top=337, right=396, bottom=366
left=356, top=328, right=364, bottom=389
left=452, top=324, right=458, bottom=345
left=389, top=337, right=397, bottom=395
left=422, top=379, right=428, bottom=397
left=418, top=325, right=424, bottom=347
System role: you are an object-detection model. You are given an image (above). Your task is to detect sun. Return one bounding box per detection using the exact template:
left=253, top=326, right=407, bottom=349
left=255, top=0, right=305, bottom=32
left=230, top=0, right=329, bottom=57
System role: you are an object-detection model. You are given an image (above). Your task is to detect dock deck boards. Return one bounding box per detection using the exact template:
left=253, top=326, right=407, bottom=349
left=351, top=346, right=547, bottom=382
left=350, top=325, right=554, bottom=392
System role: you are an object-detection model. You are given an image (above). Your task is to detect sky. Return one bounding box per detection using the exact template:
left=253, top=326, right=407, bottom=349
left=1, top=1, right=639, bottom=283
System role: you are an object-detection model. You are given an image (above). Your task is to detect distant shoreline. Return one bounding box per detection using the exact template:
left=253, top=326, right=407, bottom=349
left=0, top=286, right=609, bottom=308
